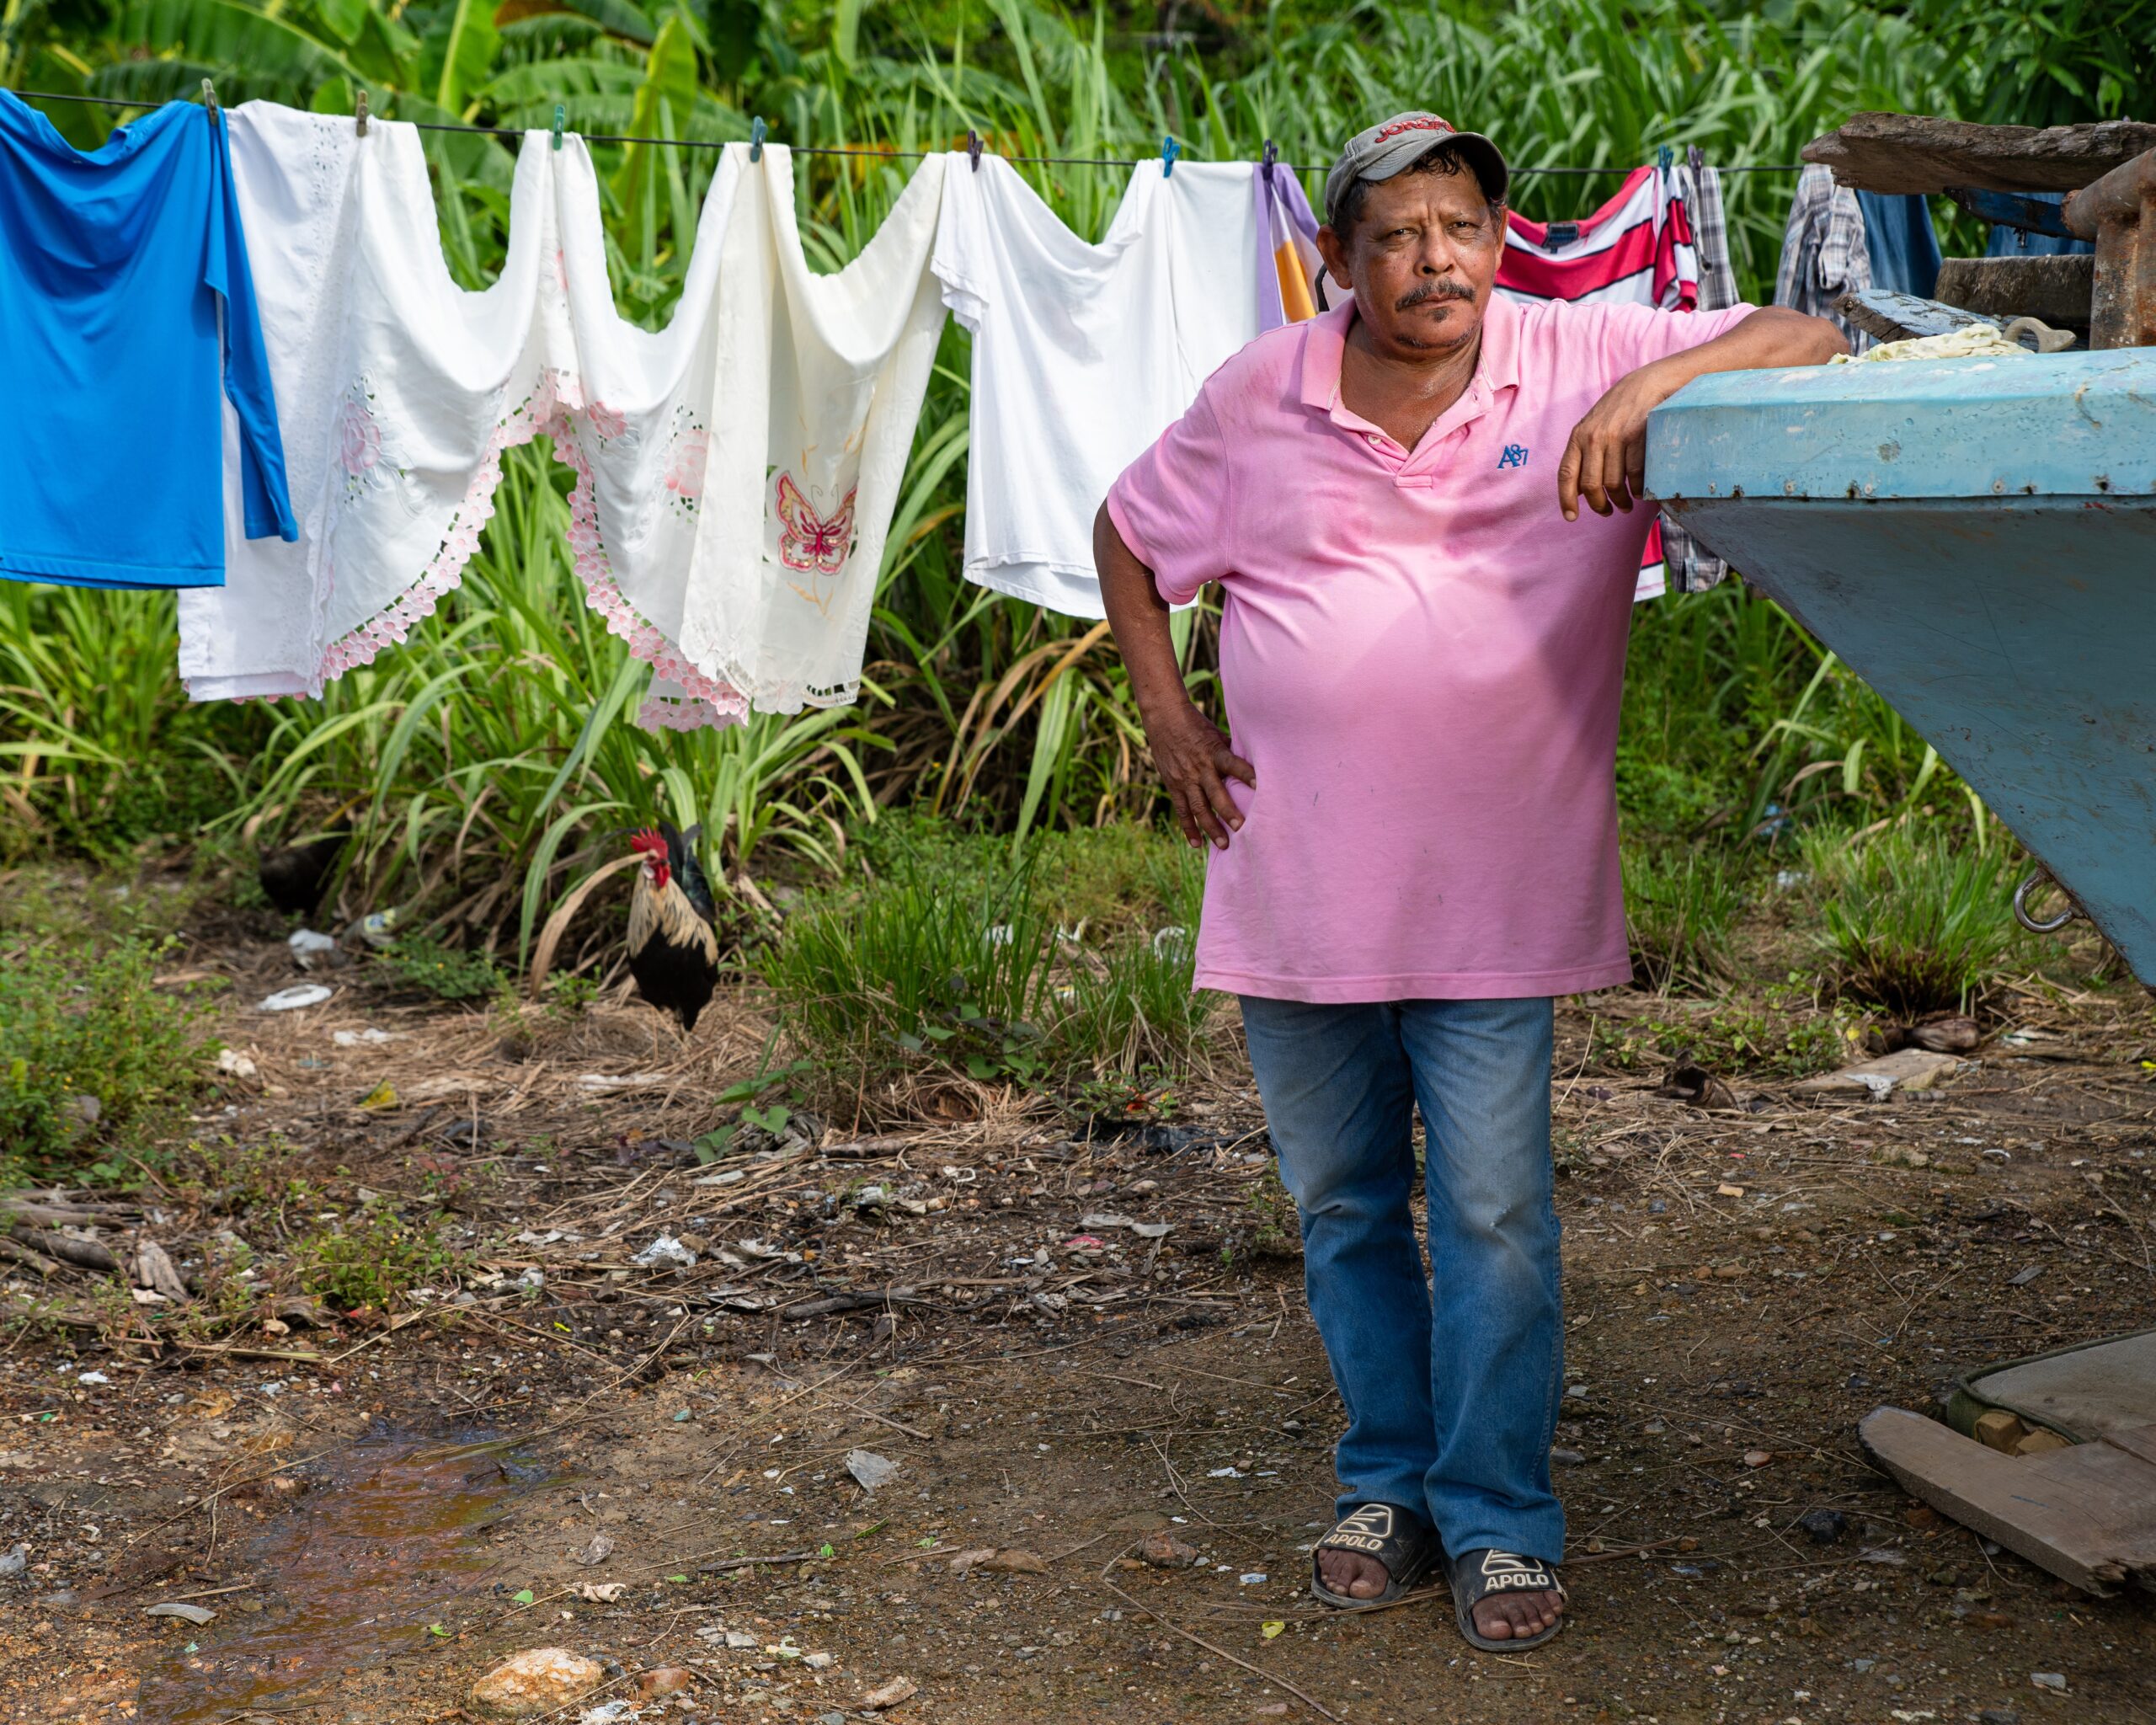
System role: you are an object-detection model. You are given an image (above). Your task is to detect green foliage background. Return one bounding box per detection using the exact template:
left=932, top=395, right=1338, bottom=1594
left=0, top=0, right=2144, bottom=964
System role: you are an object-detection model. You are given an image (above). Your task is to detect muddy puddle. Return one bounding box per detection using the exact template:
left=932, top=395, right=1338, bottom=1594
left=136, top=1428, right=551, bottom=1723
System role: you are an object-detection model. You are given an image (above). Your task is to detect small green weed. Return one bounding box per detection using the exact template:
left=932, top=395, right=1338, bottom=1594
left=1622, top=843, right=1746, bottom=992
left=1245, top=1163, right=1302, bottom=1260
left=1073, top=1071, right=1180, bottom=1122
left=376, top=934, right=507, bottom=1001
left=1593, top=991, right=1853, bottom=1078
left=542, top=971, right=600, bottom=1017
left=293, top=1199, right=464, bottom=1312
left=0, top=934, right=217, bottom=1176
left=1806, top=826, right=2033, bottom=1015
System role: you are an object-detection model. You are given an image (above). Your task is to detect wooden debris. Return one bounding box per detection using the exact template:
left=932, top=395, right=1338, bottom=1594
left=1972, top=1407, right=2025, bottom=1453
left=1803, top=112, right=2156, bottom=195
left=132, top=1240, right=192, bottom=1303
left=1656, top=1063, right=1741, bottom=1110
left=1860, top=1406, right=2156, bottom=1597
left=1837, top=288, right=1998, bottom=344
left=1935, top=255, right=2096, bottom=328
left=1794, top=1047, right=1960, bottom=1097
left=12, top=1226, right=119, bottom=1274
left=1963, top=1327, right=2156, bottom=1444
left=0, top=1236, right=61, bottom=1275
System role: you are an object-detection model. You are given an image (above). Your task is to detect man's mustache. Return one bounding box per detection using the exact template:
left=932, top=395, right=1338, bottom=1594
left=1396, top=280, right=1476, bottom=311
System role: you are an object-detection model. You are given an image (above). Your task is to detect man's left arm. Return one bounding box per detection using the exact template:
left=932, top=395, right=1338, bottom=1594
left=1558, top=307, right=1847, bottom=521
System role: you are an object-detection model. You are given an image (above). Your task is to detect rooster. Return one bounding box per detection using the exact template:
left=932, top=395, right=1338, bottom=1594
left=627, top=825, right=718, bottom=1036
left=259, top=827, right=351, bottom=917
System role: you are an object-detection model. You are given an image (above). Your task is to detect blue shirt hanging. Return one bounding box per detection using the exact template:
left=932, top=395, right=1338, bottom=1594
left=1854, top=191, right=1942, bottom=300
left=0, top=93, right=295, bottom=590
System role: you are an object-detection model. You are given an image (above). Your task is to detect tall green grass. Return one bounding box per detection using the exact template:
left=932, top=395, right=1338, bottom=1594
left=764, top=822, right=1216, bottom=1087
left=1805, top=825, right=2036, bottom=1016
left=3, top=0, right=2131, bottom=946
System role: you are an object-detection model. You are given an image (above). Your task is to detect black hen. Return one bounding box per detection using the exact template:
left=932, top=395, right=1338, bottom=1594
left=259, top=828, right=351, bottom=917
left=627, top=823, right=718, bottom=1033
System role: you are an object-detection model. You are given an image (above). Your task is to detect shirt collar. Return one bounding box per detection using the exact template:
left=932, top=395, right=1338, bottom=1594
left=1296, top=290, right=1522, bottom=414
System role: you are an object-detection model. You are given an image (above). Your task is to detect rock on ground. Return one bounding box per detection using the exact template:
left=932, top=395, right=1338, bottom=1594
left=471, top=1648, right=606, bottom=1717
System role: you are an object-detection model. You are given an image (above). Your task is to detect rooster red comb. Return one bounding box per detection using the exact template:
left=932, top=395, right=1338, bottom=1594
left=629, top=828, right=668, bottom=859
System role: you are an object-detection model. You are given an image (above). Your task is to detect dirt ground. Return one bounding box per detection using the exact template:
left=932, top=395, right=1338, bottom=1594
left=7, top=917, right=2156, bottom=1725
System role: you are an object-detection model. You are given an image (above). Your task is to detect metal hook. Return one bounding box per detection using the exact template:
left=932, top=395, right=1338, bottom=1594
left=967, top=128, right=983, bottom=173
left=355, top=88, right=369, bottom=138
left=750, top=116, right=766, bottom=163
left=1161, top=134, right=1179, bottom=179
left=552, top=104, right=564, bottom=152
left=200, top=77, right=219, bottom=125
left=2013, top=869, right=2082, bottom=936
left=1261, top=138, right=1277, bottom=184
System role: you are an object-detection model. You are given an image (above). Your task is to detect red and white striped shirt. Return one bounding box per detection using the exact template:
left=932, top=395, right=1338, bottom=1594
left=1496, top=164, right=1698, bottom=310
left=1496, top=164, right=1702, bottom=597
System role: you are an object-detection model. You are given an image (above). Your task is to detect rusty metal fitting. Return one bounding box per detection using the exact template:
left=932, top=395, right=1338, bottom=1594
left=2063, top=146, right=2156, bottom=349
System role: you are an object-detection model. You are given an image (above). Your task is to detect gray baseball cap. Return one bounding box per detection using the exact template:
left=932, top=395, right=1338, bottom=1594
left=1323, top=112, right=1509, bottom=227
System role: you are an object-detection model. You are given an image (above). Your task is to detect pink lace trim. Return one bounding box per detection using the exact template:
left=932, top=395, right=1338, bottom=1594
left=312, top=376, right=565, bottom=685
left=550, top=422, right=746, bottom=733
left=302, top=371, right=743, bottom=734
left=638, top=693, right=739, bottom=731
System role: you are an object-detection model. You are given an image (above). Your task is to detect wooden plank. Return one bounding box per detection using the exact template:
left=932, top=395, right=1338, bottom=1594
left=1836, top=288, right=1999, bottom=344
left=1859, top=1406, right=2156, bottom=1596
left=1971, top=1327, right=2156, bottom=1442
left=1803, top=112, right=2156, bottom=195
left=2106, top=1423, right=2156, bottom=1470
left=1935, top=256, right=2095, bottom=328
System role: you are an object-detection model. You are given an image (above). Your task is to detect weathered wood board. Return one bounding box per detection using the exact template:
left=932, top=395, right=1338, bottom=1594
left=1803, top=112, right=2156, bottom=195
left=1967, top=1329, right=2156, bottom=1445
left=1860, top=1407, right=2156, bottom=1596
left=1935, top=255, right=2095, bottom=328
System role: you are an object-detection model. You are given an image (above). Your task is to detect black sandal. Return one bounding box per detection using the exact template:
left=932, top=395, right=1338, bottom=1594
left=1447, top=1548, right=1567, bottom=1651
left=1309, top=1503, right=1440, bottom=1607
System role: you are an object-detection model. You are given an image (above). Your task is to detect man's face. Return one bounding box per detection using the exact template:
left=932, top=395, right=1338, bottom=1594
left=1315, top=166, right=1504, bottom=359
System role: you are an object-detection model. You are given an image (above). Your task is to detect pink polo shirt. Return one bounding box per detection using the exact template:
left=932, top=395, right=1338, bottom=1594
left=1107, top=292, right=1754, bottom=1002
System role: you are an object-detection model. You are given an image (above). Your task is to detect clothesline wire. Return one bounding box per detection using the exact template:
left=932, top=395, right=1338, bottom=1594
left=7, top=86, right=1804, bottom=174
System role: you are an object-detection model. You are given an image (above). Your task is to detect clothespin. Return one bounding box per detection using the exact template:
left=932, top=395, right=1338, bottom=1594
left=1657, top=143, right=1673, bottom=174
left=750, top=116, right=766, bottom=163
left=966, top=129, right=983, bottom=173
left=200, top=78, right=219, bottom=126
left=1261, top=138, right=1277, bottom=184
left=1161, top=134, right=1179, bottom=178
left=355, top=88, right=369, bottom=138
left=552, top=104, right=565, bottom=152
left=1687, top=142, right=1705, bottom=174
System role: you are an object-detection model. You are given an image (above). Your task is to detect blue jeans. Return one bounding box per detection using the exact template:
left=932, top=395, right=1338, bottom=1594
left=1240, top=995, right=1565, bottom=1562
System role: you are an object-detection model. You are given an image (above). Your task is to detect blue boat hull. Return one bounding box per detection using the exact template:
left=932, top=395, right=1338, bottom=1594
left=1668, top=494, right=2156, bottom=981
left=1652, top=350, right=2156, bottom=985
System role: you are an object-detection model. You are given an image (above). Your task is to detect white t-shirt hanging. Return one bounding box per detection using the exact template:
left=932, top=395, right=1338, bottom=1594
left=180, top=104, right=359, bottom=701
left=930, top=155, right=1265, bottom=620
left=672, top=144, right=950, bottom=713
left=550, top=138, right=746, bottom=732
left=180, top=105, right=577, bottom=701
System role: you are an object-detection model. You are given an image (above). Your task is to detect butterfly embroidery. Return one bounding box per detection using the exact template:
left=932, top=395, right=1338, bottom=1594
left=775, top=474, right=857, bottom=581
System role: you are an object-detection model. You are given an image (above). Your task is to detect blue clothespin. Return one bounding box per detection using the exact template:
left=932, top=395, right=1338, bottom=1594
left=1657, top=143, right=1673, bottom=174
left=1161, top=135, right=1180, bottom=178
left=750, top=116, right=766, bottom=163
left=552, top=104, right=565, bottom=152
left=967, top=129, right=984, bottom=173
left=1261, top=138, right=1277, bottom=184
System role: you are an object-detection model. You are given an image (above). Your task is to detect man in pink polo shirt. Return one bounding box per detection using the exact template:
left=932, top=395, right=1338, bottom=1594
left=1097, top=114, right=1843, bottom=1651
